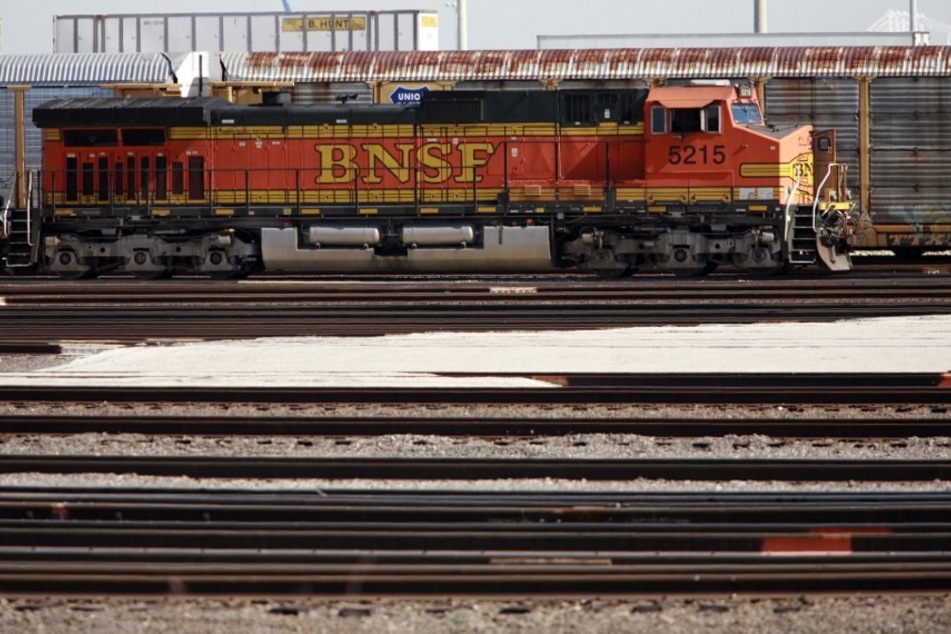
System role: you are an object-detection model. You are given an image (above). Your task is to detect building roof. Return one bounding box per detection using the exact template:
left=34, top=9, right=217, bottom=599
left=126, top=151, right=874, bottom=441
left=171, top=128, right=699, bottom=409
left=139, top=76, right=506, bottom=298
left=0, top=53, right=181, bottom=85
left=218, top=47, right=951, bottom=82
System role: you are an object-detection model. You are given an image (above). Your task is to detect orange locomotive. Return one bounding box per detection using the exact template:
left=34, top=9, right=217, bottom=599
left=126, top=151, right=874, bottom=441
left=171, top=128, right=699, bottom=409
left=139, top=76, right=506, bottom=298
left=8, top=82, right=853, bottom=278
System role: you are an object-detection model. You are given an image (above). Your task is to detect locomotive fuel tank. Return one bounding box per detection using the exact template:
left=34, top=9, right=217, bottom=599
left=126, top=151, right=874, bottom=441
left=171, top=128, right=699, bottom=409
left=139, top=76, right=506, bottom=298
left=262, top=225, right=552, bottom=272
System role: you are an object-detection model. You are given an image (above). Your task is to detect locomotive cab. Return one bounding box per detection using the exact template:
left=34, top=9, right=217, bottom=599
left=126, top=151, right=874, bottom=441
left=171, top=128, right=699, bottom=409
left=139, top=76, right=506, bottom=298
left=645, top=84, right=805, bottom=208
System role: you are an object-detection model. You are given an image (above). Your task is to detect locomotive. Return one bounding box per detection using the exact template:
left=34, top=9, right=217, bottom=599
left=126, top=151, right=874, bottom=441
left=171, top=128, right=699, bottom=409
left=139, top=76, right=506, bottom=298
left=2, top=82, right=854, bottom=278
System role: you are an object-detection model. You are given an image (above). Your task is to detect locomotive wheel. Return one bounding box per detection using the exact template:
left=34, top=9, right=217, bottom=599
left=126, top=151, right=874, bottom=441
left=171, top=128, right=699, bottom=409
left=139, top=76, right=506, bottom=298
left=579, top=247, right=636, bottom=279
left=57, top=268, right=99, bottom=280
left=594, top=265, right=637, bottom=279
left=208, top=260, right=255, bottom=280
left=670, top=261, right=718, bottom=277
left=54, top=250, right=99, bottom=280
left=133, top=269, right=173, bottom=280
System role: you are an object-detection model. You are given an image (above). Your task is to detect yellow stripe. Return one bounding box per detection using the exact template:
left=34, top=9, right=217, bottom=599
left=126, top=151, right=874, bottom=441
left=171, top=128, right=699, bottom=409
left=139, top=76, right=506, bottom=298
left=647, top=187, right=734, bottom=204
left=419, top=207, right=440, bottom=214
left=213, top=189, right=509, bottom=205
left=748, top=205, right=769, bottom=212
left=477, top=206, right=497, bottom=213
left=214, top=208, right=234, bottom=216
left=582, top=205, right=602, bottom=213
left=740, top=154, right=813, bottom=184
left=358, top=208, right=378, bottom=215
left=168, top=122, right=645, bottom=140
left=151, top=209, right=170, bottom=217
left=54, top=209, right=74, bottom=217
left=616, top=187, right=647, bottom=201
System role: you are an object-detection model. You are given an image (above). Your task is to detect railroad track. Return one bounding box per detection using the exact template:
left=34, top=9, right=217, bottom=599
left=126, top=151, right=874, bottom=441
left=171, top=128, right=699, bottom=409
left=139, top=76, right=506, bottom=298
left=2, top=488, right=951, bottom=596
left=3, top=275, right=951, bottom=342
left=4, top=455, right=951, bottom=480
left=0, top=373, right=948, bottom=404
left=2, top=412, right=950, bottom=438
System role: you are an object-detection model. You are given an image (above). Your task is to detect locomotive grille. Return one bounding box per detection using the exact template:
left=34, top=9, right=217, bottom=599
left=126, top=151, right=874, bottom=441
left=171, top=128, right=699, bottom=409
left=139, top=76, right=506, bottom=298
left=422, top=99, right=483, bottom=124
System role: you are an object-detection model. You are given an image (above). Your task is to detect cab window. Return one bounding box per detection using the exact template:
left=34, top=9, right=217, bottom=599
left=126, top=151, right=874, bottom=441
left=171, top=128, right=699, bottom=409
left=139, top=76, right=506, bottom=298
left=705, top=104, right=720, bottom=133
left=670, top=105, right=721, bottom=134
left=670, top=109, right=701, bottom=133
left=731, top=103, right=763, bottom=124
left=651, top=105, right=667, bottom=134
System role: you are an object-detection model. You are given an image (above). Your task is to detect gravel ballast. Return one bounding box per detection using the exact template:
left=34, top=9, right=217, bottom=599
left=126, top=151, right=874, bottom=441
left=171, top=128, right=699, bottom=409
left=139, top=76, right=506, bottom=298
left=3, top=596, right=950, bottom=634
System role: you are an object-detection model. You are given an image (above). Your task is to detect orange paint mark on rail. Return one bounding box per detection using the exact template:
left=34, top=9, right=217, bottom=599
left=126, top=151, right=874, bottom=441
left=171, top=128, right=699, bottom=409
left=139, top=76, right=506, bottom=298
left=761, top=535, right=853, bottom=554
left=761, top=527, right=892, bottom=555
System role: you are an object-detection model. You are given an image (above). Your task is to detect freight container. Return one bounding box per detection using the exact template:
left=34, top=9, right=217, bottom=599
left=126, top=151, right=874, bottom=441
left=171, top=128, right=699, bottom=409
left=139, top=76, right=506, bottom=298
left=54, top=10, right=440, bottom=54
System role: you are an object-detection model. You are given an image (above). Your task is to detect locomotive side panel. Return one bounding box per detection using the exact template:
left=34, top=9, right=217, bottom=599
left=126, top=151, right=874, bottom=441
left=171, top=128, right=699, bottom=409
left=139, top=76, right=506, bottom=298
left=24, top=86, right=852, bottom=278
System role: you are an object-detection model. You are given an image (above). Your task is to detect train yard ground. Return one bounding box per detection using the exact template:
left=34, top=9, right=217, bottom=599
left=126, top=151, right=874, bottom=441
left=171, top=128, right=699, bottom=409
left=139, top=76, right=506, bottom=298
left=2, top=269, right=951, bottom=631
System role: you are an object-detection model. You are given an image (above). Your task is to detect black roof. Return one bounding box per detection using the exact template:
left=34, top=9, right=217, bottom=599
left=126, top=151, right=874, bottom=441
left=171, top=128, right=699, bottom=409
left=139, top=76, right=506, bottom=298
left=32, top=97, right=228, bottom=127
left=32, top=97, right=417, bottom=128
left=32, top=88, right=649, bottom=129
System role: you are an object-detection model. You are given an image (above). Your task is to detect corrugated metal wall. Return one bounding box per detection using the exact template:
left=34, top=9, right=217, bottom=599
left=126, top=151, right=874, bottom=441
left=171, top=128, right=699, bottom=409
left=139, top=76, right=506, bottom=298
left=292, top=82, right=372, bottom=105
left=870, top=77, right=951, bottom=224
left=764, top=79, right=860, bottom=191
left=0, top=87, right=111, bottom=193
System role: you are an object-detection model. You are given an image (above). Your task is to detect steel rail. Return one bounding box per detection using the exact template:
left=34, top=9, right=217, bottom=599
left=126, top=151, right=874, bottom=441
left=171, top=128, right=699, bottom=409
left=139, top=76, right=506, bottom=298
left=5, top=287, right=951, bottom=303
left=0, top=373, right=947, bottom=404
left=4, top=272, right=951, bottom=300
left=2, top=413, right=950, bottom=438
left=2, top=300, right=951, bottom=342
left=6, top=489, right=951, bottom=523
left=3, top=455, right=951, bottom=480
left=3, top=564, right=951, bottom=596
left=4, top=277, right=951, bottom=342
left=4, top=488, right=951, bottom=595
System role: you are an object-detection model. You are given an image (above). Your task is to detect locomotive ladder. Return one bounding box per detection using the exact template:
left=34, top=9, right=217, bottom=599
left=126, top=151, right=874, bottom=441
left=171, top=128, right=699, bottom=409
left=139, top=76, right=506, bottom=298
left=3, top=172, right=39, bottom=269
left=787, top=205, right=819, bottom=265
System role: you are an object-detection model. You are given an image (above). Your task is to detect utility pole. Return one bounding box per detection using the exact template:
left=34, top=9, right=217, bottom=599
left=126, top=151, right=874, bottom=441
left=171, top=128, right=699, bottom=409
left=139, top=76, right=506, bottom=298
left=754, top=0, right=767, bottom=33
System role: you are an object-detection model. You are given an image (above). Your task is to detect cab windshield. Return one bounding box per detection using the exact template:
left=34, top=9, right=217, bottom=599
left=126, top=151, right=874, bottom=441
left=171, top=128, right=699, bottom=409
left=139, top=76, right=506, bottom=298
left=731, top=103, right=762, bottom=124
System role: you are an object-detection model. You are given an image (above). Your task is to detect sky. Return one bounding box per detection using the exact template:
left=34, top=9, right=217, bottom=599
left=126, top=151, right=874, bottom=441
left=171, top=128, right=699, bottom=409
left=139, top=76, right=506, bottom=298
left=2, top=0, right=950, bottom=54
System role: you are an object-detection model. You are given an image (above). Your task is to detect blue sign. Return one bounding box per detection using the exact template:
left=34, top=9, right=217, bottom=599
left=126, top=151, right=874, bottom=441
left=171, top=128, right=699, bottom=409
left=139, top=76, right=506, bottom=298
left=389, top=85, right=429, bottom=106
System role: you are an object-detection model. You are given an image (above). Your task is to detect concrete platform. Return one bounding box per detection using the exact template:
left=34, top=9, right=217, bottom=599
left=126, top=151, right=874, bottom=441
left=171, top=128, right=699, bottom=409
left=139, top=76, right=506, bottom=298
left=0, top=315, right=949, bottom=387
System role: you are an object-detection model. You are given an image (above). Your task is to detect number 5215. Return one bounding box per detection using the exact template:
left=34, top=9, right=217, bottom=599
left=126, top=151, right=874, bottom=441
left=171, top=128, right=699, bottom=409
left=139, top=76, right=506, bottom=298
left=668, top=144, right=726, bottom=165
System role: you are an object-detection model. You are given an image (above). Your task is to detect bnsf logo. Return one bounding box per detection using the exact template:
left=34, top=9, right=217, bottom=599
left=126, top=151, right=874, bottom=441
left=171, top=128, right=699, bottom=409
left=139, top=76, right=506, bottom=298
left=313, top=142, right=497, bottom=185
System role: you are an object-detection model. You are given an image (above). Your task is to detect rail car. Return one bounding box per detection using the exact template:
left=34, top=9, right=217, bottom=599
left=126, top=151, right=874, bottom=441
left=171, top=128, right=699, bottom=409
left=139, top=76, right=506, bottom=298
left=1, top=82, right=854, bottom=278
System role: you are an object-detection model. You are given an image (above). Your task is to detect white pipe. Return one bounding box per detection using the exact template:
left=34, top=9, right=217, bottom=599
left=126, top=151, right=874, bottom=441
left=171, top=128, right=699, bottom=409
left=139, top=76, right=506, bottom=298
left=754, top=0, right=767, bottom=34
left=910, top=0, right=919, bottom=33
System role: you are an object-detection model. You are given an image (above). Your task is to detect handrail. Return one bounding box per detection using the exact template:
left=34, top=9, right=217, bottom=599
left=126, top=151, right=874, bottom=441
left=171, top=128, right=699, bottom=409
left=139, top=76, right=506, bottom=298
left=784, top=170, right=801, bottom=216
left=25, top=171, right=34, bottom=247
left=811, top=164, right=835, bottom=232
left=0, top=188, right=10, bottom=240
